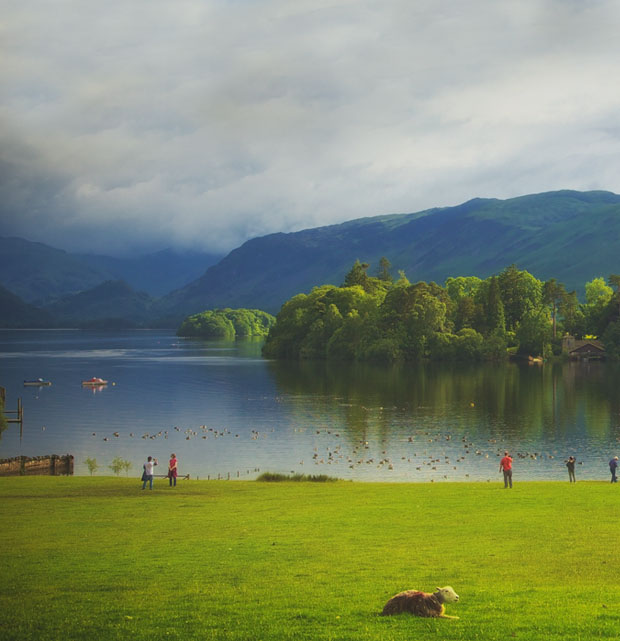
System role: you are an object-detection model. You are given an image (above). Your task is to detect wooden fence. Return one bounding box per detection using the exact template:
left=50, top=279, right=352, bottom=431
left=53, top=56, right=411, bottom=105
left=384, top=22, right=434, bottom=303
left=0, top=455, right=74, bottom=477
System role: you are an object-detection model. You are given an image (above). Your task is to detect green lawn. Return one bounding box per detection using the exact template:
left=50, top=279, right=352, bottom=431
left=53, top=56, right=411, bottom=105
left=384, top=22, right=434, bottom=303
left=1, top=477, right=619, bottom=641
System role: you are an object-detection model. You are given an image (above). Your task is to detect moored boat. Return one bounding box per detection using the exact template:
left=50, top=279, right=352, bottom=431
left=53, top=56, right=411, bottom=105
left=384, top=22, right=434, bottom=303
left=81, top=377, right=108, bottom=386
left=24, top=378, right=52, bottom=386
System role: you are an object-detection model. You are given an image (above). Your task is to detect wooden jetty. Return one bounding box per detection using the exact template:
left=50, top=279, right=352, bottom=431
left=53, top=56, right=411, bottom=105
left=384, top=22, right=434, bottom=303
left=1, top=386, right=24, bottom=440
left=0, top=455, right=74, bottom=477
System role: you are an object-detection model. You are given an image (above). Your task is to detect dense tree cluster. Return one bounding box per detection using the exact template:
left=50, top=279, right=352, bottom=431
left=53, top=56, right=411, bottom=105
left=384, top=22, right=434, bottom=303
left=177, top=308, right=276, bottom=339
left=262, top=259, right=620, bottom=362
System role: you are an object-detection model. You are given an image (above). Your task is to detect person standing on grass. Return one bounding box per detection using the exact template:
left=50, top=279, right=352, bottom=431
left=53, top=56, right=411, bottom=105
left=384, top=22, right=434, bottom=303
left=566, top=456, right=576, bottom=483
left=168, top=453, right=178, bottom=487
left=141, top=456, right=158, bottom=490
left=609, top=456, right=618, bottom=483
left=499, top=451, right=513, bottom=489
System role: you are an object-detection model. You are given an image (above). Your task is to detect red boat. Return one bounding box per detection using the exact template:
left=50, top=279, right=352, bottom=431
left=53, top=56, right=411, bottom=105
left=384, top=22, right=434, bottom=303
left=81, top=377, right=108, bottom=386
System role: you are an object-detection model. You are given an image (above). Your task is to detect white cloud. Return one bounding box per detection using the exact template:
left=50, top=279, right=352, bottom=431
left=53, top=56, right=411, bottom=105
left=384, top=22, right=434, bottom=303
left=2, top=0, right=620, bottom=255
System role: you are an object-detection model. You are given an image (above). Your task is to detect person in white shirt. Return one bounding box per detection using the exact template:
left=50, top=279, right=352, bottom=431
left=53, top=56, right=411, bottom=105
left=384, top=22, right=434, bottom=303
left=141, top=456, right=158, bottom=490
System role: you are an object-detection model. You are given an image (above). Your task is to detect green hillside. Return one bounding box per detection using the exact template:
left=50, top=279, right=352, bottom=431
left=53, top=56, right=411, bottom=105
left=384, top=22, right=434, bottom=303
left=157, top=190, right=620, bottom=317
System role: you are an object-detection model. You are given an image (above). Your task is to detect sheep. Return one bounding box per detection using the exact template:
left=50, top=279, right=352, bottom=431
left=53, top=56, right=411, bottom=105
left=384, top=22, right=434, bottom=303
left=381, top=586, right=459, bottom=619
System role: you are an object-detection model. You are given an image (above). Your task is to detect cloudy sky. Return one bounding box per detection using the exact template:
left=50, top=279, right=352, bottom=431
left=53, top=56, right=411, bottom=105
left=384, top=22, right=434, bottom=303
left=2, top=0, right=620, bottom=256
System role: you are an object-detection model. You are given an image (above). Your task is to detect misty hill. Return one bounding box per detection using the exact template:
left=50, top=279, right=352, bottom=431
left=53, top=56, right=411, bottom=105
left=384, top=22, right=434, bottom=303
left=157, top=190, right=620, bottom=318
left=0, top=236, right=222, bottom=304
left=0, top=284, right=53, bottom=328
left=43, top=280, right=154, bottom=328
left=0, top=237, right=109, bottom=304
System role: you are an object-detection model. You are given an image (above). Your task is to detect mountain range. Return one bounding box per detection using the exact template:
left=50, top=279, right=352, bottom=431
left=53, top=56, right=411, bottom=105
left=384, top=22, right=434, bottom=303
left=0, top=237, right=222, bottom=304
left=3, top=189, right=620, bottom=328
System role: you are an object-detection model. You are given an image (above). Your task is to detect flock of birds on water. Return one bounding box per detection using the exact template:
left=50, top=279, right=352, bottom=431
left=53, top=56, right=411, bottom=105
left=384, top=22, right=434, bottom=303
left=28, top=385, right=603, bottom=481
left=84, top=420, right=587, bottom=482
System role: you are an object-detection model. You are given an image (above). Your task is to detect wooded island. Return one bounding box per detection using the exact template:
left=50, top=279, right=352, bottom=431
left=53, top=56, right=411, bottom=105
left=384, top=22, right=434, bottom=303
left=260, top=260, right=620, bottom=362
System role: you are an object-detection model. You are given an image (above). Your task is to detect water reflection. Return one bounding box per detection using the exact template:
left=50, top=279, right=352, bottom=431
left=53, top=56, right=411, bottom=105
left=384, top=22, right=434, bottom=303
left=266, top=358, right=620, bottom=481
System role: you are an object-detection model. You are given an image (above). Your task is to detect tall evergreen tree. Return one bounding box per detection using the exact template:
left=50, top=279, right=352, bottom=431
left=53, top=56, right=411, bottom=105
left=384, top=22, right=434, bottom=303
left=377, top=256, right=393, bottom=282
left=343, top=260, right=370, bottom=288
left=608, top=274, right=620, bottom=321
left=486, top=276, right=505, bottom=335
left=542, top=278, right=566, bottom=339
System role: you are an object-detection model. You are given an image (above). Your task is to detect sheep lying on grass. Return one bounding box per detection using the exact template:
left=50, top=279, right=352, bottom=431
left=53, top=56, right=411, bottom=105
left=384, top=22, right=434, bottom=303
left=381, top=586, right=460, bottom=619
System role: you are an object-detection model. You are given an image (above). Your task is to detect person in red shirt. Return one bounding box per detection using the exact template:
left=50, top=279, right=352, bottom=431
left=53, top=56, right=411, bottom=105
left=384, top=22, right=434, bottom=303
left=168, top=453, right=178, bottom=487
left=499, top=451, right=513, bottom=488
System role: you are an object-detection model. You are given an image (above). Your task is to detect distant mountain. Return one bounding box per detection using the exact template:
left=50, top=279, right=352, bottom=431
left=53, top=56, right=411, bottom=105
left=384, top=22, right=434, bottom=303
left=76, top=248, right=223, bottom=297
left=43, top=280, right=154, bottom=328
left=0, top=236, right=222, bottom=303
left=0, top=284, right=53, bottom=328
left=0, top=237, right=111, bottom=304
left=157, top=190, right=620, bottom=318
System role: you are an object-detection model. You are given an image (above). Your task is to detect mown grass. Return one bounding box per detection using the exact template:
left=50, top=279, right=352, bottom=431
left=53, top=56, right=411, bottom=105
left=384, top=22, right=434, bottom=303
left=1, top=477, right=620, bottom=641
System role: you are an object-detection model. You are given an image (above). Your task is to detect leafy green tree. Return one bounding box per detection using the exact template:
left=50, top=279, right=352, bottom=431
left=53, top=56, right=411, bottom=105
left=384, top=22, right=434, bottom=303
left=342, top=260, right=389, bottom=296
left=177, top=309, right=275, bottom=339
left=263, top=285, right=378, bottom=360
left=515, top=308, right=552, bottom=357
left=380, top=283, right=447, bottom=359
left=108, top=457, right=131, bottom=476
left=497, top=265, right=543, bottom=332
left=364, top=337, right=402, bottom=363
left=446, top=276, right=483, bottom=333
left=602, top=321, right=620, bottom=360
left=84, top=457, right=99, bottom=476
left=481, top=330, right=508, bottom=360
left=445, top=276, right=483, bottom=301
left=584, top=277, right=614, bottom=336
left=454, top=328, right=484, bottom=360
left=586, top=277, right=613, bottom=307
left=453, top=295, right=478, bottom=332
left=427, top=332, right=456, bottom=360
left=326, top=310, right=367, bottom=360
left=559, top=290, right=585, bottom=337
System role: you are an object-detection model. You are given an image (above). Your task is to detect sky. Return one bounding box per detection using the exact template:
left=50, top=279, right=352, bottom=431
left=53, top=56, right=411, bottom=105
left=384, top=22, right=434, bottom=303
left=2, top=0, right=620, bottom=257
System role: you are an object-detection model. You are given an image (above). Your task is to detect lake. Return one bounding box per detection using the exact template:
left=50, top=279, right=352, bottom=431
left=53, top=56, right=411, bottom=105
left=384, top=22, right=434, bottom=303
left=1, top=329, right=620, bottom=482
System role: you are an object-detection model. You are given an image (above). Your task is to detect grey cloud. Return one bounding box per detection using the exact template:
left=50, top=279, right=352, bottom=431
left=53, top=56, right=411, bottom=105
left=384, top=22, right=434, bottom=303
left=2, top=0, right=620, bottom=255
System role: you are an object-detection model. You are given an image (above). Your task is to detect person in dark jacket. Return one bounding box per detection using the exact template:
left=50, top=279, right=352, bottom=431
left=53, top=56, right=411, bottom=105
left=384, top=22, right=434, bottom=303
left=565, top=456, right=576, bottom=482
left=610, top=456, right=618, bottom=483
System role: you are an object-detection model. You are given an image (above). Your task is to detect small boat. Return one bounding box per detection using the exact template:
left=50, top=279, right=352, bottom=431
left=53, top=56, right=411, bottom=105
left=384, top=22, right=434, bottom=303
left=81, top=377, right=108, bottom=386
left=24, top=378, right=52, bottom=386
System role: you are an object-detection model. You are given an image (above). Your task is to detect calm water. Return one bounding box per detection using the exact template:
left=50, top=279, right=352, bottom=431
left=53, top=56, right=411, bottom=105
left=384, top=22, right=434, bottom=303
left=1, top=329, right=620, bottom=482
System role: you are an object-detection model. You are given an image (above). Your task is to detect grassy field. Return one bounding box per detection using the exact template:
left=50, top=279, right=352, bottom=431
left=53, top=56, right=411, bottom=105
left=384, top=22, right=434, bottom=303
left=1, top=477, right=620, bottom=641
